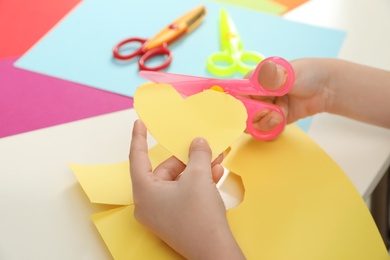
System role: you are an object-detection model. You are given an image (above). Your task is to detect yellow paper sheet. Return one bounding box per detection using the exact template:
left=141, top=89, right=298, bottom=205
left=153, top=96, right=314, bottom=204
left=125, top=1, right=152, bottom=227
left=92, top=205, right=183, bottom=259
left=213, top=0, right=287, bottom=15
left=133, top=83, right=247, bottom=164
left=70, top=144, right=172, bottom=205
left=223, top=125, right=388, bottom=259
left=69, top=161, right=132, bottom=205
left=214, top=0, right=310, bottom=15
left=70, top=125, right=389, bottom=259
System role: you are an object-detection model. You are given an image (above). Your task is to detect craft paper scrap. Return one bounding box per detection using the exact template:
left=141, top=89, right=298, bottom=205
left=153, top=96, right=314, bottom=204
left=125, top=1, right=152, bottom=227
left=15, top=0, right=346, bottom=98
left=69, top=145, right=171, bottom=205
left=69, top=162, right=133, bottom=206
left=133, top=83, right=247, bottom=164
left=71, top=125, right=388, bottom=259
left=92, top=205, right=183, bottom=260
left=0, top=58, right=133, bottom=138
left=0, top=0, right=81, bottom=59
left=223, top=125, right=388, bottom=260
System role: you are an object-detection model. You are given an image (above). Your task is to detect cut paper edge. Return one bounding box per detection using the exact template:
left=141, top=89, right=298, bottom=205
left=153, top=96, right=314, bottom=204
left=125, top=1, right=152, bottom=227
left=223, top=125, right=389, bottom=259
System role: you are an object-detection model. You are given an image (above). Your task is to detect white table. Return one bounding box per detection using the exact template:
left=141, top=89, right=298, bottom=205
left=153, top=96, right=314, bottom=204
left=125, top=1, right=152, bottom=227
left=1, top=1, right=390, bottom=259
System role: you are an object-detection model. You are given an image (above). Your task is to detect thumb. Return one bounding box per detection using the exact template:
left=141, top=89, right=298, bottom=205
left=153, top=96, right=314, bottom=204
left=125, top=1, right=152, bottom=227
left=257, top=60, right=287, bottom=91
left=185, top=137, right=213, bottom=175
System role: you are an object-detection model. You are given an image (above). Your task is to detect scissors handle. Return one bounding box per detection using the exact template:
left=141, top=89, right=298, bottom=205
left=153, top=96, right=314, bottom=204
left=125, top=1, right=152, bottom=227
left=239, top=51, right=265, bottom=74
left=207, top=51, right=235, bottom=77
left=113, top=37, right=147, bottom=60
left=249, top=56, right=294, bottom=96
left=237, top=96, right=285, bottom=140
left=207, top=51, right=264, bottom=77
left=139, top=43, right=172, bottom=71
left=113, top=38, right=172, bottom=71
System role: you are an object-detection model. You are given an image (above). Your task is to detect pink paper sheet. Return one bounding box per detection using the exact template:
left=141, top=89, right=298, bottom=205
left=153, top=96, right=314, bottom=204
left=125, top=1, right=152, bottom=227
left=0, top=58, right=133, bottom=138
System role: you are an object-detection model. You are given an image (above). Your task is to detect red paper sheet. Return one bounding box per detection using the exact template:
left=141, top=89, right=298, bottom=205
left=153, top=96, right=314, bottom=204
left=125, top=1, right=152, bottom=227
left=0, top=0, right=81, bottom=59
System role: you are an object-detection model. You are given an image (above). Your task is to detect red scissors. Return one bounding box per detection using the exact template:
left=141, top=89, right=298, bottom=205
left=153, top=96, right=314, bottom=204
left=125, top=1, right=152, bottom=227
left=139, top=56, right=294, bottom=140
left=113, top=5, right=206, bottom=71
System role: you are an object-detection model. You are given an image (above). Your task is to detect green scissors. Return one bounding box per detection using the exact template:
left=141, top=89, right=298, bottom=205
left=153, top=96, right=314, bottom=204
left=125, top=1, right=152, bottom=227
left=207, top=8, right=264, bottom=77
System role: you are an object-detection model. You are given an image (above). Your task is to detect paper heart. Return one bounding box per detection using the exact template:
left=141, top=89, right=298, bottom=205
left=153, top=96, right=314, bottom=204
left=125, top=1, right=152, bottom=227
left=134, top=83, right=247, bottom=164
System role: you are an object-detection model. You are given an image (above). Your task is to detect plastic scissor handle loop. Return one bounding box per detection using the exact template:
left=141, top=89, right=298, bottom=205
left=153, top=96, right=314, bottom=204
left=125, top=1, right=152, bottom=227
left=238, top=51, right=264, bottom=75
left=238, top=56, right=294, bottom=140
left=237, top=96, right=286, bottom=140
left=207, top=51, right=236, bottom=77
left=139, top=43, right=172, bottom=71
left=207, top=51, right=264, bottom=77
left=249, top=56, right=295, bottom=96
left=113, top=37, right=147, bottom=60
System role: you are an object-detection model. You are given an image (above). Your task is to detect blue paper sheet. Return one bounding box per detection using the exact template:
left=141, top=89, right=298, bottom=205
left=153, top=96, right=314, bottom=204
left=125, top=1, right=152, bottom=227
left=15, top=0, right=346, bottom=99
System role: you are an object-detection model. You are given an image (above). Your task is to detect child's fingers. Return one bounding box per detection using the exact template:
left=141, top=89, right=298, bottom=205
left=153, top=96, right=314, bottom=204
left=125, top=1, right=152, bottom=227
left=212, top=153, right=224, bottom=167
left=212, top=164, right=225, bottom=184
left=186, top=137, right=212, bottom=174
left=153, top=156, right=186, bottom=181
left=257, top=60, right=287, bottom=91
left=251, top=110, right=283, bottom=134
left=129, top=120, right=153, bottom=184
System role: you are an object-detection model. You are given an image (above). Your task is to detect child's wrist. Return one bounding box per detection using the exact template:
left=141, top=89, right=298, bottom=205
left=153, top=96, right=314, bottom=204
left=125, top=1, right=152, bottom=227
left=186, top=221, right=245, bottom=259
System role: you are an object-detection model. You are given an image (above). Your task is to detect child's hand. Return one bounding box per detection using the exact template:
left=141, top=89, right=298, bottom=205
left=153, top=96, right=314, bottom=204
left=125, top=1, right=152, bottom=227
left=246, top=58, right=332, bottom=133
left=129, top=120, right=245, bottom=259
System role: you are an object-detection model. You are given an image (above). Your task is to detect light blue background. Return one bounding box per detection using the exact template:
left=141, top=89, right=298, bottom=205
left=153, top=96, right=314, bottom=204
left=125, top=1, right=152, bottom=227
left=15, top=0, right=346, bottom=131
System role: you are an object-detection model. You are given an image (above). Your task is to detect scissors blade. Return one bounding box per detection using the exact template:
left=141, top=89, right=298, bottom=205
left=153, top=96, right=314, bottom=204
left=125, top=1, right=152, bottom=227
left=181, top=5, right=207, bottom=33
left=139, top=71, right=213, bottom=96
left=139, top=71, right=210, bottom=83
left=144, top=5, right=206, bottom=51
left=219, top=8, right=244, bottom=53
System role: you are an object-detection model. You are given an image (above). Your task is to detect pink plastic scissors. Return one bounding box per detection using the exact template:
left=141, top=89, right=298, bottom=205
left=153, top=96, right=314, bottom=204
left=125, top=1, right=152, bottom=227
left=139, top=56, right=294, bottom=140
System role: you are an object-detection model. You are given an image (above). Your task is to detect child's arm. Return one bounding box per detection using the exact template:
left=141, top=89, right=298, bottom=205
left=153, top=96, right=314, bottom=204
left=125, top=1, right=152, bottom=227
left=250, top=58, right=390, bottom=131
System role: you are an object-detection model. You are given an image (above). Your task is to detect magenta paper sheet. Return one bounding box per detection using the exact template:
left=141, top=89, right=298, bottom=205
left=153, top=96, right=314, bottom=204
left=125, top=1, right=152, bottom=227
left=0, top=58, right=133, bottom=138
